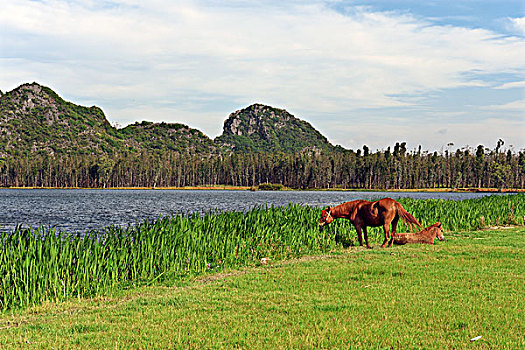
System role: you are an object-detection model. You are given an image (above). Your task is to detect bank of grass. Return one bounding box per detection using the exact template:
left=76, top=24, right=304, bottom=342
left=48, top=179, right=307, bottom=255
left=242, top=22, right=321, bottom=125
left=0, top=227, right=523, bottom=349
left=1, top=195, right=524, bottom=311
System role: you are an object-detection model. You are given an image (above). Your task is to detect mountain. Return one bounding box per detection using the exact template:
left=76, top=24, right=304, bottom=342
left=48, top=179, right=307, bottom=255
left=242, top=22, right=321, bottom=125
left=215, top=104, right=335, bottom=153
left=1, top=83, right=336, bottom=158
left=0, top=83, right=216, bottom=157
left=0, top=82, right=119, bottom=157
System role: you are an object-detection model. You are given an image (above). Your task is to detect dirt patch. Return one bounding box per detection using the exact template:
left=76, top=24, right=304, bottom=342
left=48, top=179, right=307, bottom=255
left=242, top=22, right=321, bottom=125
left=193, top=247, right=365, bottom=284
left=484, top=225, right=523, bottom=230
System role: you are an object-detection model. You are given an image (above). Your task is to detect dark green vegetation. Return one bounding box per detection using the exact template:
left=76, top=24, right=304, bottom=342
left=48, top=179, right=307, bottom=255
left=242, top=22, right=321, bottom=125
left=1, top=195, right=523, bottom=312
left=0, top=227, right=523, bottom=349
left=119, top=121, right=217, bottom=155
left=1, top=83, right=524, bottom=189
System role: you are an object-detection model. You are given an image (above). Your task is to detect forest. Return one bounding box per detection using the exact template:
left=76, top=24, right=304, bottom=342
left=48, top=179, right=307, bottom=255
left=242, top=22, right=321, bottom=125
left=2, top=83, right=523, bottom=190
left=1, top=141, right=523, bottom=190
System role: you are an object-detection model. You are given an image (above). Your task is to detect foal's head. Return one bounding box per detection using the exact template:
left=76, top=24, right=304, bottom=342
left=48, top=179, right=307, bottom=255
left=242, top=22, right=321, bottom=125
left=319, top=206, right=334, bottom=228
left=433, top=222, right=445, bottom=241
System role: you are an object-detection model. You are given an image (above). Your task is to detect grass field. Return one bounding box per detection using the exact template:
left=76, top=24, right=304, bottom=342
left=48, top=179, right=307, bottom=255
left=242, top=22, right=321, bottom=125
left=2, top=195, right=523, bottom=312
left=0, top=226, right=523, bottom=349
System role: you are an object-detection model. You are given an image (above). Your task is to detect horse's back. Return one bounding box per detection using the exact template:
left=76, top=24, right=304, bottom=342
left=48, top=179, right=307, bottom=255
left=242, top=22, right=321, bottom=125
left=376, top=197, right=398, bottom=207
left=337, top=199, right=368, bottom=217
left=372, top=198, right=401, bottom=216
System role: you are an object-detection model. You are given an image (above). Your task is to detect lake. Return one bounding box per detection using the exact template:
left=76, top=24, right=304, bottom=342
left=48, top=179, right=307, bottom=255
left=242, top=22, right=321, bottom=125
left=0, top=189, right=511, bottom=233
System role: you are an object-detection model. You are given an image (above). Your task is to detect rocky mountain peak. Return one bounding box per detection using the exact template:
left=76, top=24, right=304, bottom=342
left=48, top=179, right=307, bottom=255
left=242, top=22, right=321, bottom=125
left=215, top=103, right=335, bottom=153
left=222, top=104, right=292, bottom=138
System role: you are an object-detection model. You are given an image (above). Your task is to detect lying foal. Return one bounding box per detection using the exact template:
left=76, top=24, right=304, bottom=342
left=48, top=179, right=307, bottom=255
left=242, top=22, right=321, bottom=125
left=393, top=222, right=444, bottom=245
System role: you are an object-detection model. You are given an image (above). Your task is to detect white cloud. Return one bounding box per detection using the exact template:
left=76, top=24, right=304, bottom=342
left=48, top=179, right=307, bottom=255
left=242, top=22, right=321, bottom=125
left=1, top=0, right=524, bottom=149
left=494, top=81, right=525, bottom=90
left=482, top=100, right=525, bottom=111
left=507, top=17, right=525, bottom=36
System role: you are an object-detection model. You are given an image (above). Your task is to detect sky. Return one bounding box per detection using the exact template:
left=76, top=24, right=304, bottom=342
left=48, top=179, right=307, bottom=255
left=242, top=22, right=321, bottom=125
left=1, top=0, right=524, bottom=152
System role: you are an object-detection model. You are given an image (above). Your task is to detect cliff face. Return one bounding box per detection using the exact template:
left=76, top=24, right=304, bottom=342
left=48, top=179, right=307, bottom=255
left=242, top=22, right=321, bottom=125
left=215, top=104, right=335, bottom=153
left=222, top=104, right=290, bottom=137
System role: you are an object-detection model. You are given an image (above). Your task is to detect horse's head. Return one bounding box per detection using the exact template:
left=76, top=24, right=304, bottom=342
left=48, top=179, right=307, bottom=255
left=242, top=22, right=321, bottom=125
left=319, top=206, right=333, bottom=229
left=435, top=222, right=445, bottom=241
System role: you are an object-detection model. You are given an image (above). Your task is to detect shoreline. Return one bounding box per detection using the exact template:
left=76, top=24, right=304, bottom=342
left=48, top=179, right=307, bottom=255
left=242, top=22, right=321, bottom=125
left=1, top=186, right=524, bottom=193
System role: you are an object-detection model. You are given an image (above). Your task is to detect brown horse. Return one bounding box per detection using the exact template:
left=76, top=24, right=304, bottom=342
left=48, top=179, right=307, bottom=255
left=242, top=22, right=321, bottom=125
left=318, top=198, right=422, bottom=248
left=393, top=222, right=444, bottom=245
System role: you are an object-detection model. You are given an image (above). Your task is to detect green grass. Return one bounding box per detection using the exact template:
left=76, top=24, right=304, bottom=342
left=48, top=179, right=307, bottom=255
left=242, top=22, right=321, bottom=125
left=1, top=195, right=524, bottom=311
left=0, top=227, right=523, bottom=349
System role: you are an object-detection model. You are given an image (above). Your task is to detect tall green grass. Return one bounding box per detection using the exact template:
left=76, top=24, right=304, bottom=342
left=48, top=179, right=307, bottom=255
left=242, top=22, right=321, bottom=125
left=0, top=204, right=335, bottom=310
left=1, top=195, right=523, bottom=310
left=396, top=194, right=524, bottom=231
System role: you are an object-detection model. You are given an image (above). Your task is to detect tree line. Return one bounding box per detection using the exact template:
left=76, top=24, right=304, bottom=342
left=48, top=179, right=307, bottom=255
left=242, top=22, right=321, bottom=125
left=1, top=141, right=523, bottom=189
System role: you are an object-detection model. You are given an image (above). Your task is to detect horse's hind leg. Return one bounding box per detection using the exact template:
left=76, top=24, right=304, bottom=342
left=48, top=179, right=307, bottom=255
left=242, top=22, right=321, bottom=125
left=355, top=225, right=364, bottom=246
left=381, top=223, right=390, bottom=248
left=388, top=217, right=399, bottom=247
left=363, top=226, right=371, bottom=249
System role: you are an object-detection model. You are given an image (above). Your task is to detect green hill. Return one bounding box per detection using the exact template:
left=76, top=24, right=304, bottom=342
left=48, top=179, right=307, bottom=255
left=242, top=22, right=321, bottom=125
left=0, top=83, right=217, bottom=157
left=120, top=121, right=217, bottom=154
left=215, top=104, right=335, bottom=153
left=0, top=82, right=120, bottom=157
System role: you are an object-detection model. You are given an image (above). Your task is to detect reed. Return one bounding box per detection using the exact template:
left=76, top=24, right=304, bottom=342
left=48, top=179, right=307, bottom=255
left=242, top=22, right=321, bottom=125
left=395, top=194, right=524, bottom=232
left=0, top=195, right=523, bottom=310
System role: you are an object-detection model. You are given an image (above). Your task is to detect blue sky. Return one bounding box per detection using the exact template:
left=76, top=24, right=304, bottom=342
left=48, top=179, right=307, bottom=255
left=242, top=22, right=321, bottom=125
left=1, top=0, right=524, bottom=152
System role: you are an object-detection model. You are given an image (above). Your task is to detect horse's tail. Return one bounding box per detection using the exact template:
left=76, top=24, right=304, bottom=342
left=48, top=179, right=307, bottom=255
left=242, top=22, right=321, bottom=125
left=395, top=202, right=422, bottom=229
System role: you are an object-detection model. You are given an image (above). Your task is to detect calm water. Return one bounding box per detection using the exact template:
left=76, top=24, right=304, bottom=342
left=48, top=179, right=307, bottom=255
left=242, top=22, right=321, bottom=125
left=0, top=189, right=511, bottom=233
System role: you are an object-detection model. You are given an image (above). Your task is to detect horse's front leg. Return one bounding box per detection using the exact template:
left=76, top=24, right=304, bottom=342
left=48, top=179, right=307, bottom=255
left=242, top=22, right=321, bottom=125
left=381, top=223, right=390, bottom=248
left=362, top=226, right=371, bottom=249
